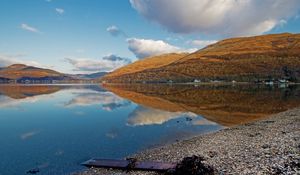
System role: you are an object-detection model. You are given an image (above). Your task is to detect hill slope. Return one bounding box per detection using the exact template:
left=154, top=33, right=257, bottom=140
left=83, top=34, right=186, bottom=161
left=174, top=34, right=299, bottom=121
left=0, top=64, right=62, bottom=80
left=106, top=53, right=188, bottom=78
left=102, top=33, right=300, bottom=83
left=0, top=64, right=107, bottom=83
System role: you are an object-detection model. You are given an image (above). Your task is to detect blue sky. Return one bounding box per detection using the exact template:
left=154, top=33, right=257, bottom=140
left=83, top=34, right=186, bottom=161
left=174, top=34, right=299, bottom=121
left=0, top=0, right=300, bottom=73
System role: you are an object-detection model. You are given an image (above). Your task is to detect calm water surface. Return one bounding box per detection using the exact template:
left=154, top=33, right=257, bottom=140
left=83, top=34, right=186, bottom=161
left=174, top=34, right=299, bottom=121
left=0, top=84, right=299, bottom=175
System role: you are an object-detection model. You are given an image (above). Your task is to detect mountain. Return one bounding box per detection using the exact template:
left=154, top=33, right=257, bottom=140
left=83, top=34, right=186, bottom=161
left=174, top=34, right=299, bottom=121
left=72, top=72, right=108, bottom=79
left=102, top=33, right=300, bottom=83
left=0, top=64, right=74, bottom=83
left=0, top=64, right=62, bottom=79
left=105, top=53, right=188, bottom=78
left=0, top=64, right=105, bottom=83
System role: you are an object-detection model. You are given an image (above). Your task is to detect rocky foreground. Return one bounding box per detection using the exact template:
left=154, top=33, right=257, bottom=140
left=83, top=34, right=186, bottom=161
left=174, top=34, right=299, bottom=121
left=77, top=108, right=300, bottom=175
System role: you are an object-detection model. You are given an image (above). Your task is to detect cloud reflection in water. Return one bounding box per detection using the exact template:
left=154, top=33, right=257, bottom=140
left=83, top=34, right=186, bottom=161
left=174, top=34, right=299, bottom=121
left=127, top=106, right=198, bottom=126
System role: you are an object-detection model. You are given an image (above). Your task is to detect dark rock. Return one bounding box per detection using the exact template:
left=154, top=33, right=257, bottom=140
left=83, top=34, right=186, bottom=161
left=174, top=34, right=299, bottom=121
left=207, top=151, right=218, bottom=158
left=186, top=117, right=193, bottom=122
left=262, top=144, right=271, bottom=149
left=167, top=155, right=214, bottom=175
left=262, top=120, right=275, bottom=123
left=248, top=133, right=261, bottom=137
left=125, top=157, right=137, bottom=172
left=26, top=168, right=40, bottom=174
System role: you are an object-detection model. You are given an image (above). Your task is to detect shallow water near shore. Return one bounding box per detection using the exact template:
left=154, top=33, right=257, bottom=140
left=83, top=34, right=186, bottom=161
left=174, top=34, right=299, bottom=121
left=0, top=84, right=299, bottom=175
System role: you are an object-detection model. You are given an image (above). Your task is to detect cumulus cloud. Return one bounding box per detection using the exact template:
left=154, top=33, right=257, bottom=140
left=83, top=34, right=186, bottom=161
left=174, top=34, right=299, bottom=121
left=55, top=8, right=64, bottom=14
left=189, top=40, right=218, bottom=48
left=20, top=23, right=41, bottom=33
left=0, top=53, right=43, bottom=68
left=127, top=106, right=197, bottom=126
left=106, top=25, right=127, bottom=37
left=65, top=54, right=131, bottom=72
left=279, top=19, right=287, bottom=27
left=102, top=54, right=131, bottom=63
left=127, top=38, right=196, bottom=58
left=130, top=0, right=300, bottom=36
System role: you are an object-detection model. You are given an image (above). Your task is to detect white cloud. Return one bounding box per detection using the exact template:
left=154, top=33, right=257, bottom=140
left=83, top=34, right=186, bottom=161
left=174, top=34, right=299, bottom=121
left=102, top=54, right=131, bottom=63
left=65, top=54, right=131, bottom=72
left=127, top=38, right=196, bottom=58
left=106, top=25, right=126, bottom=37
left=20, top=23, right=41, bottom=33
left=279, top=19, right=287, bottom=27
left=130, top=0, right=300, bottom=36
left=189, top=40, right=218, bottom=48
left=55, top=8, right=64, bottom=14
left=0, top=53, right=43, bottom=68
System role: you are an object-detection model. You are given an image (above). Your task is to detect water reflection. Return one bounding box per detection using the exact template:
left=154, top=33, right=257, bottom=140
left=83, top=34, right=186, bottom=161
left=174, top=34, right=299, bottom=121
left=0, top=85, right=58, bottom=108
left=20, top=130, right=40, bottom=140
left=0, top=84, right=299, bottom=175
left=0, top=85, right=131, bottom=111
left=103, top=84, right=300, bottom=126
left=127, top=106, right=197, bottom=126
left=0, top=85, right=61, bottom=99
left=64, top=90, right=131, bottom=111
left=1, top=84, right=299, bottom=127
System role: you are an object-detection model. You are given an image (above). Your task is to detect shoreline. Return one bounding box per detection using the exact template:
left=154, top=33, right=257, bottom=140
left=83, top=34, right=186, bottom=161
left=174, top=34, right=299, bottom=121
left=77, top=108, right=300, bottom=175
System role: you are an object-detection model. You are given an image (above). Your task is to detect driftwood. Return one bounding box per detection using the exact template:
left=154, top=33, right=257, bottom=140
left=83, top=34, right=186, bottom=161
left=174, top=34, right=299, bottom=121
left=82, top=156, right=215, bottom=175
left=81, top=158, right=177, bottom=172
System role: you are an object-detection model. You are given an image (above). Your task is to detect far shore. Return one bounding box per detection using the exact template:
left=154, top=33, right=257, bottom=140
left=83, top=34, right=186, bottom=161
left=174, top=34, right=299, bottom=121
left=77, top=107, right=300, bottom=175
left=100, top=81, right=300, bottom=86
left=1, top=81, right=300, bottom=86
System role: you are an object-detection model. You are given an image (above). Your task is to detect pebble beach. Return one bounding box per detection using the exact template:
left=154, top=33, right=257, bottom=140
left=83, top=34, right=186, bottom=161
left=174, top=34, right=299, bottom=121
left=77, top=108, right=300, bottom=175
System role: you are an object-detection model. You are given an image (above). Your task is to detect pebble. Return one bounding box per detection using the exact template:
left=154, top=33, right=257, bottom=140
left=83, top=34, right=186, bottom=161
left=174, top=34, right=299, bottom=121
left=76, top=108, right=300, bottom=175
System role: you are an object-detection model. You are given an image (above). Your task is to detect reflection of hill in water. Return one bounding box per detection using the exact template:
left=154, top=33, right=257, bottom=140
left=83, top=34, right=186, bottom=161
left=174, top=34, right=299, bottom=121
left=103, top=84, right=300, bottom=127
left=0, top=85, right=62, bottom=99
left=0, top=85, right=106, bottom=99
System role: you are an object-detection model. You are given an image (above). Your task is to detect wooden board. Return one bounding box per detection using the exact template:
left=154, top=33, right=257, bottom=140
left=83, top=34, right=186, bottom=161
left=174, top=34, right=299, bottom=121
left=82, top=158, right=177, bottom=172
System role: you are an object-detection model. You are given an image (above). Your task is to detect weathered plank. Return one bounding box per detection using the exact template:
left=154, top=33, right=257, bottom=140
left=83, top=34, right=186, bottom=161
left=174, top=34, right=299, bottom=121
left=81, top=158, right=177, bottom=172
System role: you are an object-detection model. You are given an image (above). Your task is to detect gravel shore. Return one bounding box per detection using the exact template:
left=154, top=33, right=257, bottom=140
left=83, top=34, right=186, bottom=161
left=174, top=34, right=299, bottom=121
left=77, top=108, right=300, bottom=175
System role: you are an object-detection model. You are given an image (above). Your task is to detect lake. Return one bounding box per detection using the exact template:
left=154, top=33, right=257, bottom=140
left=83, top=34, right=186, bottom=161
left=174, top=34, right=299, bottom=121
left=0, top=84, right=299, bottom=175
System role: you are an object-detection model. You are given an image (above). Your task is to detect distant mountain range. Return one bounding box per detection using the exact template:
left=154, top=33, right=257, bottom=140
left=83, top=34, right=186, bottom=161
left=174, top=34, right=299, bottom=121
left=102, top=33, right=300, bottom=83
left=71, top=72, right=108, bottom=79
left=0, top=64, right=107, bottom=83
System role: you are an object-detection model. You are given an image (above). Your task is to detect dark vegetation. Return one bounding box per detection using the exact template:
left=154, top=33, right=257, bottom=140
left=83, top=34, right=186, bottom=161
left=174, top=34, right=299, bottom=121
left=166, top=156, right=214, bottom=175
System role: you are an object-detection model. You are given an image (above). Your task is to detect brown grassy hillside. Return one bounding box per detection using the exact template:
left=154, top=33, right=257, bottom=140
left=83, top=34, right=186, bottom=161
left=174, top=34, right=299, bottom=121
left=102, top=33, right=300, bottom=83
left=105, top=53, right=188, bottom=78
left=0, top=64, right=62, bottom=79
